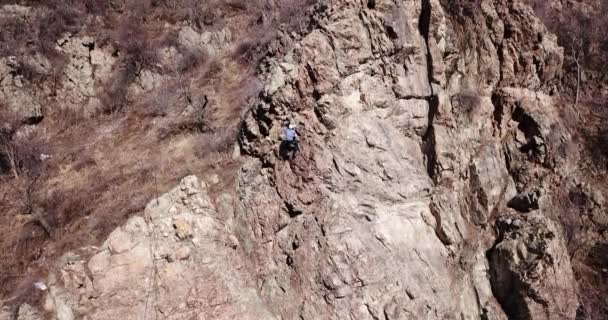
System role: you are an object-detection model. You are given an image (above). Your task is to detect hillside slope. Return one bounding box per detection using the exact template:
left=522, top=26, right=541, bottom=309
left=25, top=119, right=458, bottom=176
left=1, top=0, right=607, bottom=319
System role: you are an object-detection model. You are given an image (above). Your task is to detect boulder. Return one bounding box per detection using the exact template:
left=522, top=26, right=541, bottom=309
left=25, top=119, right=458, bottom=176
left=489, top=213, right=578, bottom=319
left=42, top=176, right=276, bottom=320
left=177, top=26, right=232, bottom=56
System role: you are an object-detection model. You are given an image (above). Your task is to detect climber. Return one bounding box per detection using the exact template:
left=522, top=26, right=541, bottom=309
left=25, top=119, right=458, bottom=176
left=281, top=122, right=300, bottom=160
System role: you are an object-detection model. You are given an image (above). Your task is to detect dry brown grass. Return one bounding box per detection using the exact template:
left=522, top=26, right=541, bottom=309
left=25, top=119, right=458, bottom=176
left=0, top=0, right=317, bottom=304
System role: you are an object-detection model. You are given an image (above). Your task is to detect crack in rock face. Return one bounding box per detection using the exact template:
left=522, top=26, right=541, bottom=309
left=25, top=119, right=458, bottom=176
left=21, top=0, right=581, bottom=319
left=237, top=0, right=577, bottom=319
left=54, top=34, right=116, bottom=114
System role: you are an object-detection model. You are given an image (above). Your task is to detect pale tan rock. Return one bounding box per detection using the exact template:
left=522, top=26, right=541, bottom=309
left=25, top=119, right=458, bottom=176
left=208, top=174, right=220, bottom=185
left=128, top=69, right=162, bottom=97
left=177, top=26, right=232, bottom=56
left=234, top=0, right=576, bottom=319
left=300, top=31, right=340, bottom=95
left=54, top=35, right=116, bottom=111
left=173, top=215, right=193, bottom=240
left=15, top=304, right=42, bottom=320
left=107, top=230, right=134, bottom=254
left=174, top=246, right=191, bottom=260
left=0, top=57, right=43, bottom=123
left=44, top=176, right=276, bottom=320
left=490, top=213, right=578, bottom=319
left=264, top=64, right=285, bottom=96
left=324, top=14, right=373, bottom=74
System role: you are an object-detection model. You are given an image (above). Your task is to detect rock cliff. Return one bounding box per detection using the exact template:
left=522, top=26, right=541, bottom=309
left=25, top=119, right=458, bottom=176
left=0, top=0, right=589, bottom=319
left=238, top=0, right=577, bottom=319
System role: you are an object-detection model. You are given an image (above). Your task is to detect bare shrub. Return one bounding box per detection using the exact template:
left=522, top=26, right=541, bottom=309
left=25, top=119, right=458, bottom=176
left=194, top=127, right=238, bottom=159
left=40, top=187, right=86, bottom=234
left=202, top=58, right=224, bottom=80
left=99, top=14, right=161, bottom=114
left=574, top=254, right=608, bottom=320
left=235, top=41, right=254, bottom=57
left=82, top=0, right=111, bottom=16
left=452, top=91, right=483, bottom=119
left=177, top=47, right=208, bottom=73
left=528, top=0, right=608, bottom=80
left=72, top=152, right=96, bottom=172
left=149, top=0, right=209, bottom=27
left=1, top=127, right=53, bottom=237
left=156, top=93, right=215, bottom=140
left=100, top=84, right=129, bottom=114
left=0, top=108, right=44, bottom=179
left=37, top=2, right=83, bottom=54
left=124, top=0, right=152, bottom=15
left=437, top=0, right=483, bottom=19
left=586, top=128, right=608, bottom=172
left=226, top=0, right=248, bottom=11
left=233, top=39, right=265, bottom=67
left=0, top=129, right=19, bottom=179
left=116, top=18, right=157, bottom=77
left=0, top=16, right=32, bottom=56
left=150, top=85, right=173, bottom=117
left=276, top=0, right=316, bottom=26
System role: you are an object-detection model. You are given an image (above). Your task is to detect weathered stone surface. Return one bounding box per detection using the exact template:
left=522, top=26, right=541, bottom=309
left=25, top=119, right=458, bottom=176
left=55, top=34, right=116, bottom=112
left=177, top=26, right=232, bottom=56
left=41, top=176, right=275, bottom=320
left=19, top=0, right=582, bottom=319
left=0, top=304, right=43, bottom=320
left=173, top=213, right=194, bottom=240
left=233, top=0, right=576, bottom=319
left=16, top=304, right=42, bottom=320
left=0, top=57, right=43, bottom=123
left=490, top=213, right=578, bottom=319
left=300, top=30, right=341, bottom=95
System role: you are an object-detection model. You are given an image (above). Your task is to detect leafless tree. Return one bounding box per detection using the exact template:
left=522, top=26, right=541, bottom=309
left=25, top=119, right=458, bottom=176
left=170, top=54, right=214, bottom=133
left=1, top=131, right=19, bottom=179
left=0, top=108, right=20, bottom=178
left=172, top=55, right=196, bottom=107
left=570, top=35, right=584, bottom=110
left=5, top=156, right=53, bottom=238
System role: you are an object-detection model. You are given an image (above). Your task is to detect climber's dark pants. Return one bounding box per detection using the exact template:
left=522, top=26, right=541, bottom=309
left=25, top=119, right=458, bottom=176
left=280, top=140, right=299, bottom=160
left=289, top=140, right=300, bottom=155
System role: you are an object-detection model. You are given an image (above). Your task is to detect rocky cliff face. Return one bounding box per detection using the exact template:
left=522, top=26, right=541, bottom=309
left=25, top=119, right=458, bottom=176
left=238, top=0, right=577, bottom=318
left=1, top=0, right=586, bottom=319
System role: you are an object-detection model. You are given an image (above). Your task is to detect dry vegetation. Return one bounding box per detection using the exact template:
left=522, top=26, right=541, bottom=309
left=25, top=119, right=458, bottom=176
left=0, top=0, right=316, bottom=305
left=525, top=0, right=608, bottom=318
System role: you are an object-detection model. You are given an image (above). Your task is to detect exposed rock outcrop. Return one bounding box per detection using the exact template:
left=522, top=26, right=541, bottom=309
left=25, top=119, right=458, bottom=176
left=237, top=0, right=577, bottom=319
left=55, top=34, right=116, bottom=112
left=177, top=26, right=232, bottom=56
left=490, top=214, right=577, bottom=319
left=4, top=0, right=584, bottom=319
left=0, top=304, right=43, bottom=320
left=0, top=56, right=43, bottom=123
left=39, top=176, right=274, bottom=320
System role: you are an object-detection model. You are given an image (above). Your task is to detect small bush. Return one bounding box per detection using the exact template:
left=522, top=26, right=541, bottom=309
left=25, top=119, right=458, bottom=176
left=528, top=0, right=608, bottom=76
left=202, top=58, right=223, bottom=79
left=53, top=107, right=86, bottom=132
left=177, top=47, right=207, bottom=73
left=586, top=128, right=608, bottom=171
left=226, top=0, right=248, bottom=11
left=37, top=2, right=83, bottom=54
left=194, top=127, right=238, bottom=159
left=100, top=83, right=129, bottom=114
left=0, top=16, right=31, bottom=56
